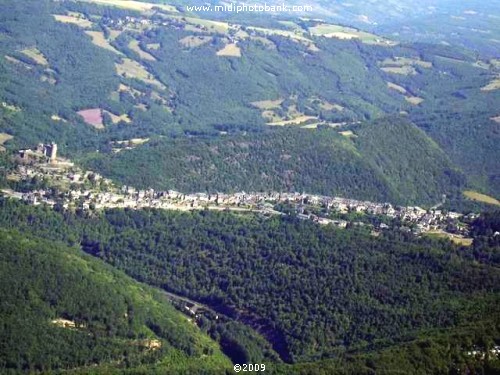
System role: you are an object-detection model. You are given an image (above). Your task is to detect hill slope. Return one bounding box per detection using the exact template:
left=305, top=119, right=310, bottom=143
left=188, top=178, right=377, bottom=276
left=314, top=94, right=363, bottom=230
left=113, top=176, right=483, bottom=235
left=0, top=229, right=231, bottom=374
left=84, top=118, right=464, bottom=205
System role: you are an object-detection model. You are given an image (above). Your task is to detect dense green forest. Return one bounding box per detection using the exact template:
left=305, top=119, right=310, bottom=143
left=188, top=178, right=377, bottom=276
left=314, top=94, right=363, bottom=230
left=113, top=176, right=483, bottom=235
left=0, top=199, right=498, bottom=368
left=0, top=229, right=232, bottom=374
left=83, top=118, right=464, bottom=205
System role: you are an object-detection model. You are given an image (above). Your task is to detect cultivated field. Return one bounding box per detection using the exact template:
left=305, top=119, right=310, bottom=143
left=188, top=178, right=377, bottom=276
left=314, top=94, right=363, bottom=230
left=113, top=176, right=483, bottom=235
left=21, top=48, right=48, bottom=66
left=464, top=190, right=500, bottom=206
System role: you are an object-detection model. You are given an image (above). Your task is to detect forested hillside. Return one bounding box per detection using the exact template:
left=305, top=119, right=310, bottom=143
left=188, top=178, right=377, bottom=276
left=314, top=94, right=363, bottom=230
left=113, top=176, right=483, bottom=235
left=1, top=199, right=498, bottom=368
left=0, top=229, right=232, bottom=374
left=84, top=118, right=464, bottom=205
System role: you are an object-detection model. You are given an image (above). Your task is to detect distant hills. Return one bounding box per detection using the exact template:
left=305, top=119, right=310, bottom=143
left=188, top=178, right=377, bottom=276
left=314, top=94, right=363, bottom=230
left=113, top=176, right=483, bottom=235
left=0, top=0, right=498, bottom=204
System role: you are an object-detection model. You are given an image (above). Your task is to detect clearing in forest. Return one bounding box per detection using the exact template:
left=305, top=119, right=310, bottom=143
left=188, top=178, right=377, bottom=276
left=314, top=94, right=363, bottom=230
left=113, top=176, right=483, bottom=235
left=216, top=43, right=241, bottom=57
left=115, top=58, right=166, bottom=89
left=179, top=35, right=212, bottom=48
left=53, top=14, right=93, bottom=28
left=77, top=108, right=104, bottom=129
left=85, top=31, right=122, bottom=55
left=20, top=48, right=48, bottom=66
left=0, top=133, right=13, bottom=151
left=84, top=0, right=177, bottom=13
left=464, top=190, right=500, bottom=206
left=128, top=39, right=156, bottom=61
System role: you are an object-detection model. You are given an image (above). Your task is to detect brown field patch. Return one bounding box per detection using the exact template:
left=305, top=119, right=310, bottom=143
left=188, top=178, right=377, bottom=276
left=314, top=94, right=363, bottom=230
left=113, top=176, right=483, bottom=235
left=128, top=39, right=156, bottom=61
left=115, top=58, right=166, bottom=89
left=405, top=96, right=424, bottom=105
left=464, top=190, right=500, bottom=206
left=251, top=99, right=283, bottom=110
left=77, top=108, right=104, bottom=129
left=21, top=48, right=48, bottom=66
left=216, top=43, right=241, bottom=57
left=179, top=35, right=213, bottom=48
left=53, top=14, right=93, bottom=28
left=85, top=31, right=122, bottom=55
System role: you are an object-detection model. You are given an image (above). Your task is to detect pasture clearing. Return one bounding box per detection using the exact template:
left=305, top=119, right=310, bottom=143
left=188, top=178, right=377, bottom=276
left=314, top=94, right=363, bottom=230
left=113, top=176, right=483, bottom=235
left=268, top=115, right=317, bottom=126
left=381, top=66, right=417, bottom=75
left=53, top=14, right=93, bottom=28
left=0, top=133, right=13, bottom=151
left=387, top=82, right=407, bottom=94
left=481, top=76, right=500, bottom=91
left=147, top=43, right=160, bottom=50
left=179, top=35, right=212, bottom=48
left=491, top=115, right=500, bottom=123
left=308, top=23, right=393, bottom=45
left=83, top=0, right=177, bottom=13
left=51, top=115, right=68, bottom=122
left=464, top=190, right=500, bottom=206
left=128, top=39, right=156, bottom=61
left=21, top=48, right=48, bottom=66
left=1, top=102, right=21, bottom=112
left=104, top=110, right=132, bottom=124
left=250, top=99, right=283, bottom=110
left=85, top=31, right=122, bottom=55
left=425, top=231, right=473, bottom=246
left=115, top=58, right=166, bottom=89
left=216, top=43, right=241, bottom=57
left=405, top=96, right=424, bottom=105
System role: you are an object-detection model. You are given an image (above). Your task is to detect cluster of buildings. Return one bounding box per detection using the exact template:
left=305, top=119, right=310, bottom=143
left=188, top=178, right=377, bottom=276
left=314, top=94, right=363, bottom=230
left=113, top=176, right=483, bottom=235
left=3, top=146, right=470, bottom=237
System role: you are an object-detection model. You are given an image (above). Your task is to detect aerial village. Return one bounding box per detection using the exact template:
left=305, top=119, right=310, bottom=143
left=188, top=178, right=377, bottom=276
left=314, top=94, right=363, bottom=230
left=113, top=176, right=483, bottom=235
left=2, top=143, right=473, bottom=242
